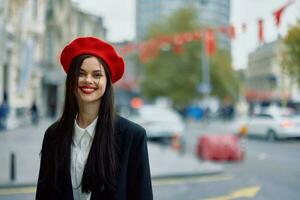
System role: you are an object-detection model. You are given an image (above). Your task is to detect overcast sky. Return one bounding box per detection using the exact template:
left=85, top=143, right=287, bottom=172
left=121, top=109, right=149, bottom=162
left=73, top=0, right=300, bottom=69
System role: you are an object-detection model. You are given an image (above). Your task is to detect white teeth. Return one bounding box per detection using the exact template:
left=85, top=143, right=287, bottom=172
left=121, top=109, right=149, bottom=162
left=81, top=88, right=95, bottom=92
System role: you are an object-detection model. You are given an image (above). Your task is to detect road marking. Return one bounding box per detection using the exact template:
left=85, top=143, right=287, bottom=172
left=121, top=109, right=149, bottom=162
left=203, top=186, right=261, bottom=200
left=0, top=187, right=36, bottom=196
left=153, top=174, right=233, bottom=187
left=0, top=174, right=234, bottom=196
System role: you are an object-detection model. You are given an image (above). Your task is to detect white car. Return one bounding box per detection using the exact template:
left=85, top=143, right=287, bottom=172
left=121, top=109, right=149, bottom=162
left=246, top=111, right=300, bottom=140
left=128, top=104, right=185, bottom=149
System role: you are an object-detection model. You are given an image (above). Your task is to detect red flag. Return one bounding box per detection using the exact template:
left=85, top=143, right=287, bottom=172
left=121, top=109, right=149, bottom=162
left=182, top=32, right=193, bottom=42
left=219, top=26, right=227, bottom=34
left=138, top=40, right=159, bottom=63
left=273, top=0, right=295, bottom=27
left=149, top=40, right=160, bottom=58
left=139, top=51, right=148, bottom=63
left=157, top=35, right=172, bottom=46
left=172, top=35, right=184, bottom=54
left=258, top=19, right=264, bottom=44
left=192, top=30, right=201, bottom=41
left=173, top=44, right=183, bottom=54
left=227, top=25, right=236, bottom=39
left=219, top=25, right=235, bottom=39
left=139, top=43, right=149, bottom=63
left=120, top=43, right=137, bottom=56
left=205, top=29, right=216, bottom=56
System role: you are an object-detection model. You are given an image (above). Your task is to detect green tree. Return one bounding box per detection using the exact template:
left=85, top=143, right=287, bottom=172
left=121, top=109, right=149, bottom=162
left=210, top=50, right=240, bottom=102
left=141, top=7, right=240, bottom=106
left=282, top=21, right=300, bottom=85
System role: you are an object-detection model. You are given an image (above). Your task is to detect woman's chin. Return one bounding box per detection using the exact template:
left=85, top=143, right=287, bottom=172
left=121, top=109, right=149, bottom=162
left=78, top=96, right=99, bottom=104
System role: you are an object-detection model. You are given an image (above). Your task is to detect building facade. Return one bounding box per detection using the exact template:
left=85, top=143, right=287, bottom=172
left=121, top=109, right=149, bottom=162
left=245, top=40, right=298, bottom=104
left=0, top=0, right=47, bottom=128
left=194, top=0, right=231, bottom=50
left=136, top=0, right=231, bottom=50
left=0, top=0, right=107, bottom=129
left=136, top=0, right=184, bottom=41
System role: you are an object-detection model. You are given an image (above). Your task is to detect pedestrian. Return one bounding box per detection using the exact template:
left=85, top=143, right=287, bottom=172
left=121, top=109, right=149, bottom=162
left=0, top=105, right=4, bottom=130
left=0, top=98, right=9, bottom=131
left=36, top=37, right=153, bottom=200
left=31, top=101, right=39, bottom=125
left=49, top=97, right=57, bottom=119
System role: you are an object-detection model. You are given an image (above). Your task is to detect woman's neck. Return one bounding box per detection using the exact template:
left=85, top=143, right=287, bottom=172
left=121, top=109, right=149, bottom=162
left=77, top=102, right=100, bottom=128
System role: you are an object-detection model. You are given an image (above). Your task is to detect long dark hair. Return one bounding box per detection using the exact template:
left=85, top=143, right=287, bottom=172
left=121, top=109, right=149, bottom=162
left=54, top=54, right=119, bottom=193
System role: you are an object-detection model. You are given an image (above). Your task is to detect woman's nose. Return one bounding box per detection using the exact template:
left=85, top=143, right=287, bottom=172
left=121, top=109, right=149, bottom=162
left=84, top=74, right=94, bottom=83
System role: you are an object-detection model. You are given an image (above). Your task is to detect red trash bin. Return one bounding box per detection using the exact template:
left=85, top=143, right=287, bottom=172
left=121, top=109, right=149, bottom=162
left=196, top=134, right=245, bottom=161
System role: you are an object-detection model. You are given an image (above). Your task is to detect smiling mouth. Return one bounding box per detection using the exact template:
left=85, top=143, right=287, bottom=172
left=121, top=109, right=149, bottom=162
left=79, top=86, right=97, bottom=94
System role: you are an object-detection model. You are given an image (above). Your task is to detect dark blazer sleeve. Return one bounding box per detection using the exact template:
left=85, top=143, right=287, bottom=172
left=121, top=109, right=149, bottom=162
left=35, top=125, right=55, bottom=200
left=127, top=127, right=153, bottom=200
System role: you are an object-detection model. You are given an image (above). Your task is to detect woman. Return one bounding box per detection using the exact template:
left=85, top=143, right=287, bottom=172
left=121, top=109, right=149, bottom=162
left=36, top=37, right=153, bottom=200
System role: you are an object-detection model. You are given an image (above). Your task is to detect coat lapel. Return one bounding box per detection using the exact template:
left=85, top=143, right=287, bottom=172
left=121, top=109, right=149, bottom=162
left=65, top=169, right=74, bottom=200
left=63, top=138, right=74, bottom=200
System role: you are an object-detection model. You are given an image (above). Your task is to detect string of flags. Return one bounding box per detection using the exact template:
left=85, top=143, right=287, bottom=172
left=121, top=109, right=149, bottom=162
left=118, top=0, right=295, bottom=63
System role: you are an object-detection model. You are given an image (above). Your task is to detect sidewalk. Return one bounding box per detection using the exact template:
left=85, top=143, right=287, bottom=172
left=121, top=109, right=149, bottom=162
left=0, top=118, right=223, bottom=187
left=149, top=143, right=223, bottom=179
left=0, top=118, right=53, bottom=187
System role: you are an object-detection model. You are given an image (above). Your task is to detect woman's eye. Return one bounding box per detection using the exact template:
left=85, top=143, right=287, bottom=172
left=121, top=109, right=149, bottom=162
left=94, top=74, right=102, bottom=78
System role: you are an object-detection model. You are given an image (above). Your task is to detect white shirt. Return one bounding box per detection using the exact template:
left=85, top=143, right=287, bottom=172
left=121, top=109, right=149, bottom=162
left=71, top=117, right=98, bottom=200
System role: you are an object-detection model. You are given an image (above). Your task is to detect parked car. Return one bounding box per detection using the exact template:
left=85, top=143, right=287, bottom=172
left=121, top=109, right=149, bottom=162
left=127, top=104, right=186, bottom=152
left=246, top=110, right=300, bottom=140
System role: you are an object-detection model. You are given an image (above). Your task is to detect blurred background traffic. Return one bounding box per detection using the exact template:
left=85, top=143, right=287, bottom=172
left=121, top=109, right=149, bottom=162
left=0, top=0, right=300, bottom=199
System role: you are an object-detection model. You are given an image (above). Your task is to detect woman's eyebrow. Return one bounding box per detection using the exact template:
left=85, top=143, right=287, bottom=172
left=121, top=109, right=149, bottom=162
left=79, top=69, right=102, bottom=73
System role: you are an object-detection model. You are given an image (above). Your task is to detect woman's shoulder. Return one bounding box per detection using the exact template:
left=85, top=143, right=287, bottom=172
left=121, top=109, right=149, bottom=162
left=43, top=121, right=61, bottom=140
left=46, top=121, right=60, bottom=131
left=115, top=115, right=146, bottom=138
left=40, top=121, right=61, bottom=152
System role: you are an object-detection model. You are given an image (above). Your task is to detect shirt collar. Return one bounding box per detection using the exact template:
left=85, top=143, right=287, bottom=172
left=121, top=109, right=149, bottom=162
left=73, top=116, right=98, bottom=146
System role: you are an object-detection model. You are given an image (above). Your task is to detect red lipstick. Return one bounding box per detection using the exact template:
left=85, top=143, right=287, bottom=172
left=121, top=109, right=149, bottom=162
left=79, top=85, right=97, bottom=94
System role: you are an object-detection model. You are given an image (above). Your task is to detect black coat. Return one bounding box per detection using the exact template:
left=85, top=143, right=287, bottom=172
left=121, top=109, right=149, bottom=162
left=35, top=116, right=153, bottom=200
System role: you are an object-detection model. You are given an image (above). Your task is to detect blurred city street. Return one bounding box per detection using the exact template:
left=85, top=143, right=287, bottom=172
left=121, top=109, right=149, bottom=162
left=0, top=117, right=223, bottom=199
left=1, top=0, right=300, bottom=199
left=0, top=118, right=300, bottom=199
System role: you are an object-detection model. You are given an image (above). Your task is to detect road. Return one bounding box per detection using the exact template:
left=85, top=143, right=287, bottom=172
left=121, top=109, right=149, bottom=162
left=153, top=119, right=300, bottom=200
left=1, top=119, right=300, bottom=199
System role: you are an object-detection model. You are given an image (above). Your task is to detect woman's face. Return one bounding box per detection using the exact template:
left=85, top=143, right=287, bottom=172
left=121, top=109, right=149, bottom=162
left=76, top=56, right=107, bottom=104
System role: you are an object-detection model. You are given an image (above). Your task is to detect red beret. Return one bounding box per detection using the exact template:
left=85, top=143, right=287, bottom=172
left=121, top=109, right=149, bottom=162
left=60, top=37, right=125, bottom=83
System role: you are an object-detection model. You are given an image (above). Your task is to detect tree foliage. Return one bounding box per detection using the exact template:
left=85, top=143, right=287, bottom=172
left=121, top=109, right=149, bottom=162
left=210, top=50, right=240, bottom=101
left=141, top=7, right=240, bottom=106
left=282, top=21, right=300, bottom=85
